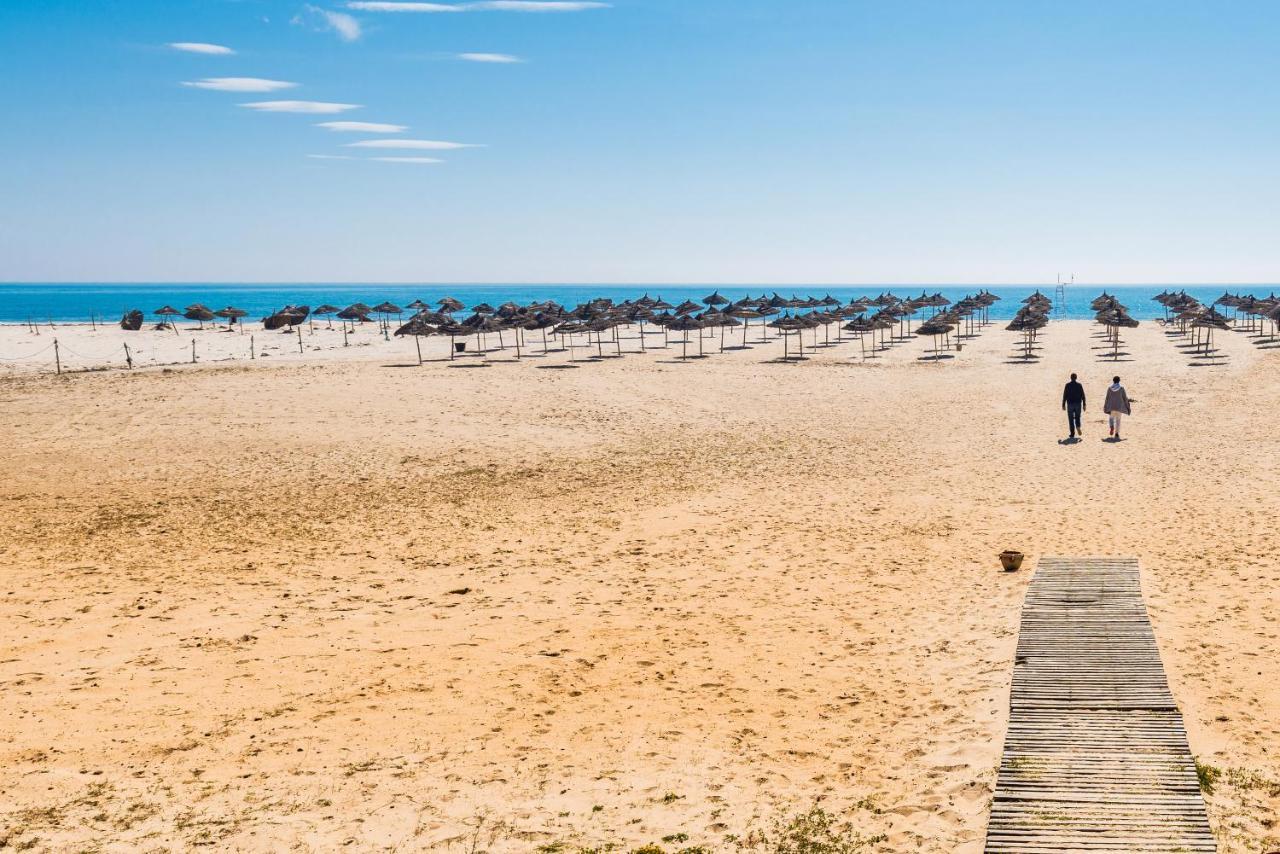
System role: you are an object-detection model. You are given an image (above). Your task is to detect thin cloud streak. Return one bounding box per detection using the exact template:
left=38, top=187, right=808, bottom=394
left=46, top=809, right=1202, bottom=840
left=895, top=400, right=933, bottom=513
left=346, top=1, right=460, bottom=10
left=316, top=121, right=407, bottom=132
left=168, top=42, right=235, bottom=55
left=295, top=5, right=363, bottom=41
left=459, top=52, right=522, bottom=63
left=184, top=77, right=297, bottom=92
left=241, top=100, right=361, bottom=113
left=345, top=139, right=478, bottom=150
left=469, top=1, right=608, bottom=9
left=347, top=0, right=607, bottom=11
left=370, top=156, right=443, bottom=163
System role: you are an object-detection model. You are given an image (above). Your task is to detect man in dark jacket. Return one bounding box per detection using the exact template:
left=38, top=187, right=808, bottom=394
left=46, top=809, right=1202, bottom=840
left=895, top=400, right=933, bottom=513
left=1062, top=373, right=1086, bottom=439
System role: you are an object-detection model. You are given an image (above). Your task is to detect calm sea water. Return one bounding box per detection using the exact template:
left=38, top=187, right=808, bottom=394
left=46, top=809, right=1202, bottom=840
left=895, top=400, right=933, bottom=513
left=0, top=283, right=1275, bottom=324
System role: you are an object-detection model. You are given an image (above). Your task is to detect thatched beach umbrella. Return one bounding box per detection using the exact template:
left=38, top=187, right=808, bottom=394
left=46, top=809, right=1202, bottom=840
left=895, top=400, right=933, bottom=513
left=1191, top=307, right=1231, bottom=357
left=1006, top=312, right=1046, bottom=361
left=1095, top=307, right=1138, bottom=361
left=702, top=290, right=729, bottom=307
left=438, top=296, right=465, bottom=313
left=154, top=305, right=182, bottom=335
left=394, top=315, right=436, bottom=364
left=915, top=318, right=954, bottom=361
left=215, top=306, right=248, bottom=333
left=313, top=304, right=340, bottom=328
left=725, top=304, right=763, bottom=348
left=184, top=305, right=215, bottom=328
left=768, top=313, right=806, bottom=361
left=665, top=313, right=704, bottom=360
left=120, top=309, right=144, bottom=331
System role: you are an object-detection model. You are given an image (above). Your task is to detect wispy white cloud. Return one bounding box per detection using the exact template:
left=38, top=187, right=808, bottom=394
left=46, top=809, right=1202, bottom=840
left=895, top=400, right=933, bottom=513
left=459, top=52, right=522, bottom=63
left=346, top=2, right=461, bottom=10
left=468, top=1, right=608, bottom=9
left=345, top=138, right=478, bottom=149
left=370, top=156, right=444, bottom=163
left=184, top=77, right=297, bottom=93
left=347, top=0, right=606, bottom=11
left=316, top=121, right=407, bottom=132
left=294, top=5, right=364, bottom=41
left=169, top=42, right=235, bottom=55
left=241, top=100, right=361, bottom=113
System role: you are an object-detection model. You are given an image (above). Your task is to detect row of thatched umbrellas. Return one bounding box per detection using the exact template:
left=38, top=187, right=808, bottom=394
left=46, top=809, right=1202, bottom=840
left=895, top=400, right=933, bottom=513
left=123, top=290, right=1009, bottom=365
left=378, top=290, right=1002, bottom=364
left=1152, top=290, right=1266, bottom=361
left=1004, top=291, right=1053, bottom=360
left=1090, top=292, right=1140, bottom=361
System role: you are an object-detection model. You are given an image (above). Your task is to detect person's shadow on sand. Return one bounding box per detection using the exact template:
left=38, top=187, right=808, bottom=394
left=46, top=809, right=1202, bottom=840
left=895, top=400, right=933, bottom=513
left=1102, top=436, right=1125, bottom=443
left=1058, top=437, right=1081, bottom=446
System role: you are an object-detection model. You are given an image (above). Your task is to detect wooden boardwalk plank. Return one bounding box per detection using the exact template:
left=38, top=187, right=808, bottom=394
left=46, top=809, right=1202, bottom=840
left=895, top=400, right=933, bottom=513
left=984, top=557, right=1216, bottom=852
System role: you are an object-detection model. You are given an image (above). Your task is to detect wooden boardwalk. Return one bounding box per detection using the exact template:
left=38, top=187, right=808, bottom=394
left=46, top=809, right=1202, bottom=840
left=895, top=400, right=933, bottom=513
left=984, top=556, right=1216, bottom=852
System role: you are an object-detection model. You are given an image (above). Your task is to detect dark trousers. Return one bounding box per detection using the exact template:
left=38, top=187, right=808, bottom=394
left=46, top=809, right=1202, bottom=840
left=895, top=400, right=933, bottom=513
left=1066, top=404, right=1082, bottom=436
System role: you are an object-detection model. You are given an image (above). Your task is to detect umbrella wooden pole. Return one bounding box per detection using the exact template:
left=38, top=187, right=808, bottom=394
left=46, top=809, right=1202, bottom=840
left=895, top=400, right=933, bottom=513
left=542, top=328, right=549, bottom=355
left=415, top=335, right=422, bottom=365
left=297, top=327, right=304, bottom=355
left=250, top=335, right=255, bottom=360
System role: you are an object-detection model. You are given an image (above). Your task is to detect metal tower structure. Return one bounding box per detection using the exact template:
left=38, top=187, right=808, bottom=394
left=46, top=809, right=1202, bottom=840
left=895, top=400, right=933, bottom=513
left=1054, top=274, right=1073, bottom=319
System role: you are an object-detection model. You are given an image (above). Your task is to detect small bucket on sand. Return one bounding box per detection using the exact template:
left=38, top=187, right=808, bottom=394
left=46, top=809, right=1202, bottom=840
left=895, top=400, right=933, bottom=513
left=455, top=342, right=467, bottom=353
left=999, top=550, right=1024, bottom=572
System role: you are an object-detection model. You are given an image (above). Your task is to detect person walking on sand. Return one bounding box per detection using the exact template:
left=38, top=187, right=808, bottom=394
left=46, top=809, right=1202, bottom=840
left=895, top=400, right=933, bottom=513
left=1062, top=372, right=1086, bottom=439
left=1103, top=376, right=1132, bottom=440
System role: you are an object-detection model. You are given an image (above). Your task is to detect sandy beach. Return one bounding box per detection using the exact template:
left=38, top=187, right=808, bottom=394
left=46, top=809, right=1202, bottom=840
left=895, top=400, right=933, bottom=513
left=1, top=318, right=1278, bottom=852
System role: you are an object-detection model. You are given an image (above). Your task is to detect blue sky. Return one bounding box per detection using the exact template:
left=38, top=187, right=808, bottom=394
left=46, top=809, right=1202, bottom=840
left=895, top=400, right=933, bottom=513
left=0, top=0, right=1277, bottom=284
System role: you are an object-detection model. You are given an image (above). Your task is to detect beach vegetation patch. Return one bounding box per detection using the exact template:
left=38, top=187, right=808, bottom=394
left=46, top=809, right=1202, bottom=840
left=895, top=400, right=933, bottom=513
left=1195, top=760, right=1221, bottom=794
left=738, top=805, right=885, bottom=853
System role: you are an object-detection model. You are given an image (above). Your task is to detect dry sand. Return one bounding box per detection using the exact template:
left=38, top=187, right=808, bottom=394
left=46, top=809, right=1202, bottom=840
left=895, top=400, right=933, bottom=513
left=1, top=319, right=1277, bottom=852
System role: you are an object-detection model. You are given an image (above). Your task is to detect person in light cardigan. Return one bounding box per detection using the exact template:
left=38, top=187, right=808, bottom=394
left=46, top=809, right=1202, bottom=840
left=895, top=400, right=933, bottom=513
left=1103, top=376, right=1132, bottom=440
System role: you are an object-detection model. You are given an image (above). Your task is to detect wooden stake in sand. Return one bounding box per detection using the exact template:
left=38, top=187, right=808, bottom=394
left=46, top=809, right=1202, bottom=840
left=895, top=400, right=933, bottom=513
left=54, top=339, right=61, bottom=375
left=191, top=338, right=197, bottom=364
left=297, top=327, right=304, bottom=355
left=123, top=342, right=133, bottom=369
left=250, top=335, right=255, bottom=360
left=343, top=325, right=349, bottom=347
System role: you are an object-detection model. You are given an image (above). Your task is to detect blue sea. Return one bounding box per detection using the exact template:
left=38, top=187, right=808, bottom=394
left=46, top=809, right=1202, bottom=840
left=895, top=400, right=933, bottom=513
left=0, top=283, right=1275, bottom=324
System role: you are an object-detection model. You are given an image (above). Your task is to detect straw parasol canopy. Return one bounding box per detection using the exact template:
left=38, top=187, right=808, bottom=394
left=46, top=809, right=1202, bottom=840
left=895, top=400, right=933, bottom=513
left=154, top=305, right=182, bottom=334
left=394, top=315, right=436, bottom=363
left=1006, top=311, right=1047, bottom=360
left=438, top=296, right=465, bottom=313
left=768, top=313, right=808, bottom=361
left=184, top=305, right=215, bottom=328
left=120, top=309, right=144, bottom=331
left=313, top=304, right=340, bottom=327
left=406, top=299, right=429, bottom=311
left=915, top=318, right=954, bottom=361
left=665, top=313, right=704, bottom=360
left=701, top=291, right=729, bottom=307
left=215, top=305, right=248, bottom=332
